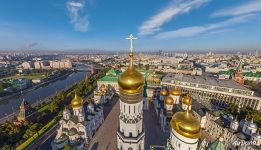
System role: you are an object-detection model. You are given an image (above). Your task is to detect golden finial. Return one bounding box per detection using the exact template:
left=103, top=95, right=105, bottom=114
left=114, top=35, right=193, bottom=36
left=250, top=116, right=254, bottom=123
left=118, top=34, right=144, bottom=96
left=234, top=115, right=238, bottom=121
left=126, top=34, right=137, bottom=67
left=185, top=106, right=190, bottom=116
left=219, top=130, right=225, bottom=141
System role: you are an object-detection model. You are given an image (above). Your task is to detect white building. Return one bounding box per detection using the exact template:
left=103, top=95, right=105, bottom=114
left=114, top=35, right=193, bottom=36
left=53, top=93, right=104, bottom=149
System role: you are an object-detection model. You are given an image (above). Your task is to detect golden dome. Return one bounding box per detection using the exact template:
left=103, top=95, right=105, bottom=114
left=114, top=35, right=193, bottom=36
left=71, top=93, right=83, bottom=108
left=118, top=66, right=144, bottom=94
left=170, top=109, right=200, bottom=139
left=160, top=88, right=169, bottom=96
left=182, top=95, right=192, bottom=106
left=118, top=34, right=144, bottom=95
left=165, top=96, right=174, bottom=105
left=170, top=87, right=181, bottom=96
left=100, top=84, right=106, bottom=91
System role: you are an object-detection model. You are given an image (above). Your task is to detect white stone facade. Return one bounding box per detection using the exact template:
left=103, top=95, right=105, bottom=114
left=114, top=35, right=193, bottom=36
left=167, top=129, right=199, bottom=150
left=117, top=98, right=145, bottom=150
left=53, top=104, right=104, bottom=149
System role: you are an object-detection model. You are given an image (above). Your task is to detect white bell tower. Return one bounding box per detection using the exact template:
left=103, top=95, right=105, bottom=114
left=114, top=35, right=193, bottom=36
left=117, top=34, right=145, bottom=150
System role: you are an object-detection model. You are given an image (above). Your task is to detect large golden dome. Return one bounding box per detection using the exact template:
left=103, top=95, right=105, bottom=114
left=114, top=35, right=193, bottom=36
left=71, top=92, right=83, bottom=108
left=160, top=88, right=169, bottom=96
left=170, top=109, right=200, bottom=139
left=170, top=87, right=181, bottom=96
left=165, top=96, right=174, bottom=105
left=182, top=95, right=192, bottom=106
left=118, top=66, right=144, bottom=94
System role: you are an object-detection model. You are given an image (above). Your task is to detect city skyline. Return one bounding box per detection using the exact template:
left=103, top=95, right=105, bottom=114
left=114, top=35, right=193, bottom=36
left=1, top=0, right=261, bottom=51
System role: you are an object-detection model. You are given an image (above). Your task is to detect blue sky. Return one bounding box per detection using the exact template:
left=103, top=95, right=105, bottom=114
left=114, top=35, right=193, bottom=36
left=0, top=0, right=261, bottom=51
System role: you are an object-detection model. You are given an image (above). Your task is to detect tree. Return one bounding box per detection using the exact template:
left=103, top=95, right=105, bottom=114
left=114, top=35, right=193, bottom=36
left=63, top=144, right=74, bottom=150
left=23, top=123, right=39, bottom=139
left=57, top=91, right=66, bottom=101
left=49, top=100, right=58, bottom=113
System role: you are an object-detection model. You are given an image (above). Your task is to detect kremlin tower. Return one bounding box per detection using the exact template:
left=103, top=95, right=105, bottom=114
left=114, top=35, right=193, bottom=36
left=117, top=34, right=145, bottom=150
left=233, top=60, right=244, bottom=85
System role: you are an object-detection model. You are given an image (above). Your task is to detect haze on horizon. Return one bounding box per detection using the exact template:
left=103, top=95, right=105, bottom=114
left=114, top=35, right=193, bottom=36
left=0, top=0, right=261, bottom=51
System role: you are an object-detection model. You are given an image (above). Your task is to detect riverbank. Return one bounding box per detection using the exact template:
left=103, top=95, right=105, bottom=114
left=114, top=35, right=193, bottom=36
left=0, top=71, right=73, bottom=101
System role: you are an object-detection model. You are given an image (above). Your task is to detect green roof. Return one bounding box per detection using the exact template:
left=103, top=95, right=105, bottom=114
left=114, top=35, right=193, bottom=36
left=243, top=72, right=261, bottom=78
left=98, top=68, right=121, bottom=82
left=208, top=139, right=225, bottom=150
left=68, top=128, right=77, bottom=136
left=219, top=69, right=234, bottom=75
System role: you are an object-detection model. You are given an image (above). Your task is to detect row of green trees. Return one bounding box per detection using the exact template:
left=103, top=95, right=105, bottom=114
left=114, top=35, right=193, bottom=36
left=224, top=103, right=261, bottom=127
left=245, top=80, right=261, bottom=96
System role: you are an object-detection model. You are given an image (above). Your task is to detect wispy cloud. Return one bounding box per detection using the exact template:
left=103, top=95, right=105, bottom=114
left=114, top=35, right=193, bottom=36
left=138, top=0, right=210, bottom=35
left=155, top=14, right=255, bottom=39
left=212, top=1, right=261, bottom=17
left=66, top=0, right=89, bottom=32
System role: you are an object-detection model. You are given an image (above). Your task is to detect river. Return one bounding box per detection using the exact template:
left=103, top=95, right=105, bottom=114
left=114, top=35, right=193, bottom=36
left=0, top=69, right=89, bottom=118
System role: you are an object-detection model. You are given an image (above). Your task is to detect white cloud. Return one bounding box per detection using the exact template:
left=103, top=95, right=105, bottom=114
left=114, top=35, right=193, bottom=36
left=212, top=1, right=261, bottom=17
left=138, top=0, right=210, bottom=35
left=66, top=0, right=89, bottom=32
left=155, top=14, right=255, bottom=39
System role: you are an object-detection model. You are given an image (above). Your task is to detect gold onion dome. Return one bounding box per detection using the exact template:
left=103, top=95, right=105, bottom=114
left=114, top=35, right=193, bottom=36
left=170, top=108, right=200, bottom=139
left=165, top=96, right=174, bottom=105
left=118, top=34, right=144, bottom=95
left=160, top=88, right=169, bottom=96
left=118, top=66, right=144, bottom=94
left=71, top=92, right=83, bottom=108
left=182, top=95, right=192, bottom=106
left=100, top=84, right=106, bottom=90
left=170, top=87, right=181, bottom=96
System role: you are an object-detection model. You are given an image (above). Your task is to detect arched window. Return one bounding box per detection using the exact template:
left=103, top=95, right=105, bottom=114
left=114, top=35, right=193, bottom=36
left=128, top=148, right=133, bottom=150
left=129, top=106, right=130, bottom=114
left=124, top=105, right=125, bottom=113
left=129, top=132, right=132, bottom=137
left=134, top=106, right=135, bottom=113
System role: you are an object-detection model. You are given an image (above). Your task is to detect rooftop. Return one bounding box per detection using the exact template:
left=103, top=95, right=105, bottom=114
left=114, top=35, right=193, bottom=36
left=163, top=73, right=251, bottom=91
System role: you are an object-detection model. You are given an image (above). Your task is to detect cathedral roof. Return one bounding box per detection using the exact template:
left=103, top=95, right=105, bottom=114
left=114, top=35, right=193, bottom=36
left=208, top=136, right=225, bottom=150
left=54, top=134, right=69, bottom=144
left=68, top=128, right=78, bottom=136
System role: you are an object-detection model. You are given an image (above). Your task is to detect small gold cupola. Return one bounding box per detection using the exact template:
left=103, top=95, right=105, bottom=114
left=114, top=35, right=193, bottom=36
left=182, top=95, right=192, bottom=106
left=71, top=92, right=83, bottom=108
left=160, top=88, right=169, bottom=96
left=170, top=104, right=200, bottom=139
left=170, top=86, right=181, bottom=96
left=165, top=96, right=174, bottom=105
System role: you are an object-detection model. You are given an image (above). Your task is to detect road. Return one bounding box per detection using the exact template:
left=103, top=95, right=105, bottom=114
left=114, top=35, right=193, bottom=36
left=143, top=102, right=169, bottom=149
left=88, top=99, right=120, bottom=150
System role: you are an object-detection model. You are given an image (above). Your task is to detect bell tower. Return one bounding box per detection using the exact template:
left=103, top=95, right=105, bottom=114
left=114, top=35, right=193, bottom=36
left=117, top=34, right=145, bottom=150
